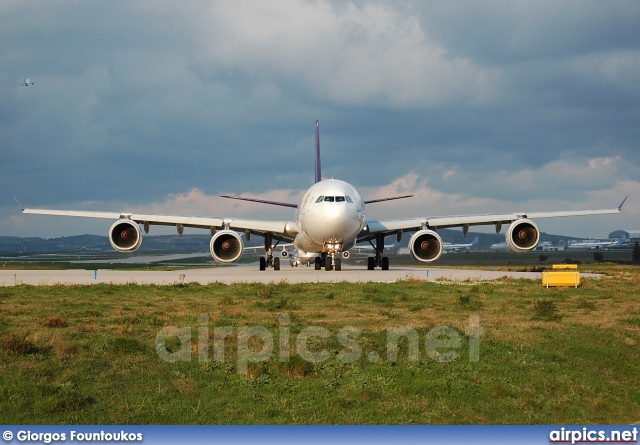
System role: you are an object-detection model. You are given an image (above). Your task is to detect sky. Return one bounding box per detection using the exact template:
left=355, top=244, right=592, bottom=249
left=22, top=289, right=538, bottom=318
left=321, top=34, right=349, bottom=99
left=1, top=0, right=639, bottom=239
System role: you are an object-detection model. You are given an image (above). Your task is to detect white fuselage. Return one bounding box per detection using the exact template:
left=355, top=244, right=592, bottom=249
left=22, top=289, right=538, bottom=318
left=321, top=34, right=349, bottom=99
left=293, top=179, right=366, bottom=254
left=568, top=238, right=624, bottom=249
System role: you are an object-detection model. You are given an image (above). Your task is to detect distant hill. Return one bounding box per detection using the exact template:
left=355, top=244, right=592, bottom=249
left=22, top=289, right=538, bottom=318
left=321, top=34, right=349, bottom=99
left=0, top=235, right=110, bottom=256
left=0, top=234, right=213, bottom=256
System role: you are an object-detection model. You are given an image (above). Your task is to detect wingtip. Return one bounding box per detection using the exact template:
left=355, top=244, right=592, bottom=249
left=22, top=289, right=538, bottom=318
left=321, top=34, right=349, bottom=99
left=13, top=196, right=25, bottom=211
left=618, top=196, right=628, bottom=211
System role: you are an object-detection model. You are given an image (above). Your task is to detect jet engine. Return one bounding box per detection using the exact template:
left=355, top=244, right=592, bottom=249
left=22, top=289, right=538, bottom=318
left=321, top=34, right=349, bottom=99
left=109, top=219, right=142, bottom=252
left=210, top=230, right=244, bottom=263
left=281, top=250, right=289, bottom=258
left=506, top=219, right=539, bottom=252
left=409, top=229, right=443, bottom=262
left=342, top=251, right=350, bottom=259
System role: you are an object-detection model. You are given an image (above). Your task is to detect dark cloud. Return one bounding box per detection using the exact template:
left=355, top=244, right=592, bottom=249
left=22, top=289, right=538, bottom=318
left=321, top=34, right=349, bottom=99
left=1, top=0, right=638, bottom=237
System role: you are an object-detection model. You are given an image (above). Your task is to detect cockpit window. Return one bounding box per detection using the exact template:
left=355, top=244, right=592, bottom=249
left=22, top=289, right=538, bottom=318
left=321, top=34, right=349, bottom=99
left=317, top=195, right=349, bottom=203
left=345, top=196, right=353, bottom=203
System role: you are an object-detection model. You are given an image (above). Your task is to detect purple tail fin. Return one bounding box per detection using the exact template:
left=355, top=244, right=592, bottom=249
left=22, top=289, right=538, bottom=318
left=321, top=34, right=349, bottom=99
left=315, top=120, right=322, bottom=183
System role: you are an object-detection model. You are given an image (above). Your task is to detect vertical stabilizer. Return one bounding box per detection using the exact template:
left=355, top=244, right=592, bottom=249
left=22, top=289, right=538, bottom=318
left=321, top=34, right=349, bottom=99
left=315, top=120, right=322, bottom=183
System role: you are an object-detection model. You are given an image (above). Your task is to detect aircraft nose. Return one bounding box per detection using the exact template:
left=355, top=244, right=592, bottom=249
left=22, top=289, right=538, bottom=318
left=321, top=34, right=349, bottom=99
left=323, top=205, right=361, bottom=238
left=304, top=203, right=362, bottom=246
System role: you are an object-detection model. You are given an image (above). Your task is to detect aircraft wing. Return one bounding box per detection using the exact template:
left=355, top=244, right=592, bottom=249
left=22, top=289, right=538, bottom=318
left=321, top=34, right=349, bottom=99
left=359, top=201, right=625, bottom=241
left=19, top=206, right=297, bottom=241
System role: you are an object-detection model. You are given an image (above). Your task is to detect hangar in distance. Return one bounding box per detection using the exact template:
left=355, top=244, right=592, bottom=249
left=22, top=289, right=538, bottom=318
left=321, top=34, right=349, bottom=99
left=15, top=121, right=627, bottom=271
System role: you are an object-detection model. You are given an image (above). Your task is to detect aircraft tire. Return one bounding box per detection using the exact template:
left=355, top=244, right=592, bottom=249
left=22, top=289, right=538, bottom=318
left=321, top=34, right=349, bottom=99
left=259, top=257, right=266, bottom=271
left=335, top=257, right=341, bottom=271
left=274, top=257, right=280, bottom=271
left=325, top=258, right=332, bottom=271
left=315, top=257, right=321, bottom=270
left=381, top=257, right=389, bottom=270
left=367, top=257, right=375, bottom=270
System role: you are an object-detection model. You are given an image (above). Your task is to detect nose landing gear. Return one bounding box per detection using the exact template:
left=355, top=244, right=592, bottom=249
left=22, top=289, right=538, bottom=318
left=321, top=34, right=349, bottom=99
left=314, top=253, right=342, bottom=271
left=258, top=234, right=281, bottom=271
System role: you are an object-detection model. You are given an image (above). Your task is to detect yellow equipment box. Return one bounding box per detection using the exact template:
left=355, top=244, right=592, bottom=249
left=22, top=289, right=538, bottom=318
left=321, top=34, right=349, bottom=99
left=542, top=271, right=580, bottom=288
left=552, top=264, right=578, bottom=269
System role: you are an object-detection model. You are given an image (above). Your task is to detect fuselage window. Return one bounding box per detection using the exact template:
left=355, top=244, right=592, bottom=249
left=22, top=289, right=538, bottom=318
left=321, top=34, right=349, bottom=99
left=345, top=196, right=353, bottom=203
left=324, top=196, right=335, bottom=202
left=336, top=196, right=345, bottom=202
left=315, top=196, right=324, bottom=203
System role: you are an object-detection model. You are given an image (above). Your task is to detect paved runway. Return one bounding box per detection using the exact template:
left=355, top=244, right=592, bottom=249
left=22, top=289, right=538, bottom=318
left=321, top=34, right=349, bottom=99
left=0, top=264, right=561, bottom=286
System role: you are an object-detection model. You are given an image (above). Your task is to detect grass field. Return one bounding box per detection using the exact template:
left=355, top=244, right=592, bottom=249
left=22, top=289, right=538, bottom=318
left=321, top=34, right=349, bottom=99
left=1, top=264, right=639, bottom=424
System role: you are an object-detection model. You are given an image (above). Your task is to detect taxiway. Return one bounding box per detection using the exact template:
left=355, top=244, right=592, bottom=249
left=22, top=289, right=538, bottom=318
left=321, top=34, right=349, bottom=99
left=0, top=264, right=598, bottom=286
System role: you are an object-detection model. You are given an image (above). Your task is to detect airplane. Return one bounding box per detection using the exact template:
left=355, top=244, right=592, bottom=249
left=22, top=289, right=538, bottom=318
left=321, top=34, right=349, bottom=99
left=243, top=238, right=299, bottom=266
left=286, top=249, right=320, bottom=268
left=14, top=121, right=627, bottom=272
left=21, top=78, right=35, bottom=87
left=443, top=236, right=480, bottom=251
left=567, top=235, right=628, bottom=250
left=244, top=238, right=320, bottom=267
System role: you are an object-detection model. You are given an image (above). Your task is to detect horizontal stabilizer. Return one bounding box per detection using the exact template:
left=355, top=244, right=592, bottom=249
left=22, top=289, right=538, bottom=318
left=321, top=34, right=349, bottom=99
left=364, top=195, right=413, bottom=205
left=220, top=195, right=298, bottom=208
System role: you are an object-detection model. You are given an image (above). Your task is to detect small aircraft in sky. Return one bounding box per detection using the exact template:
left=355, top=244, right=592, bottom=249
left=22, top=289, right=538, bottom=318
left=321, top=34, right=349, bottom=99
left=15, top=121, right=627, bottom=271
left=21, top=78, right=35, bottom=87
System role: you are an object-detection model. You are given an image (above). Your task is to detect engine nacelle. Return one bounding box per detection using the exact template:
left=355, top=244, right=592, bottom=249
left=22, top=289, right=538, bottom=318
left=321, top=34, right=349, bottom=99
left=409, top=229, right=443, bottom=262
left=210, top=230, right=244, bottom=263
left=506, top=219, right=540, bottom=252
left=281, top=250, right=289, bottom=258
left=109, top=219, right=142, bottom=252
left=342, top=251, right=350, bottom=259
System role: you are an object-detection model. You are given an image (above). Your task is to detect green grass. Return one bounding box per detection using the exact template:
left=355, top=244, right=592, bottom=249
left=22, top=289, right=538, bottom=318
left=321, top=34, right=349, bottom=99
left=1, top=267, right=639, bottom=424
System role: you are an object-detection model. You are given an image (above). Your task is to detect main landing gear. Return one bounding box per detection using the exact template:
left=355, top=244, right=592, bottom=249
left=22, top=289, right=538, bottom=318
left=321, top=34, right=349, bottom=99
left=314, top=254, right=342, bottom=271
left=367, top=234, right=390, bottom=270
left=259, top=234, right=281, bottom=271
left=259, top=255, right=280, bottom=271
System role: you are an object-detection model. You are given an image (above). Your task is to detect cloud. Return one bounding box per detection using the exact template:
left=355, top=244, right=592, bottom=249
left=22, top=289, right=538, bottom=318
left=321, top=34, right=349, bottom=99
left=443, top=168, right=457, bottom=179
left=128, top=187, right=304, bottom=222
left=3, top=162, right=637, bottom=239
left=358, top=164, right=639, bottom=237
left=1, top=0, right=639, bottom=241
left=193, top=0, right=492, bottom=106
